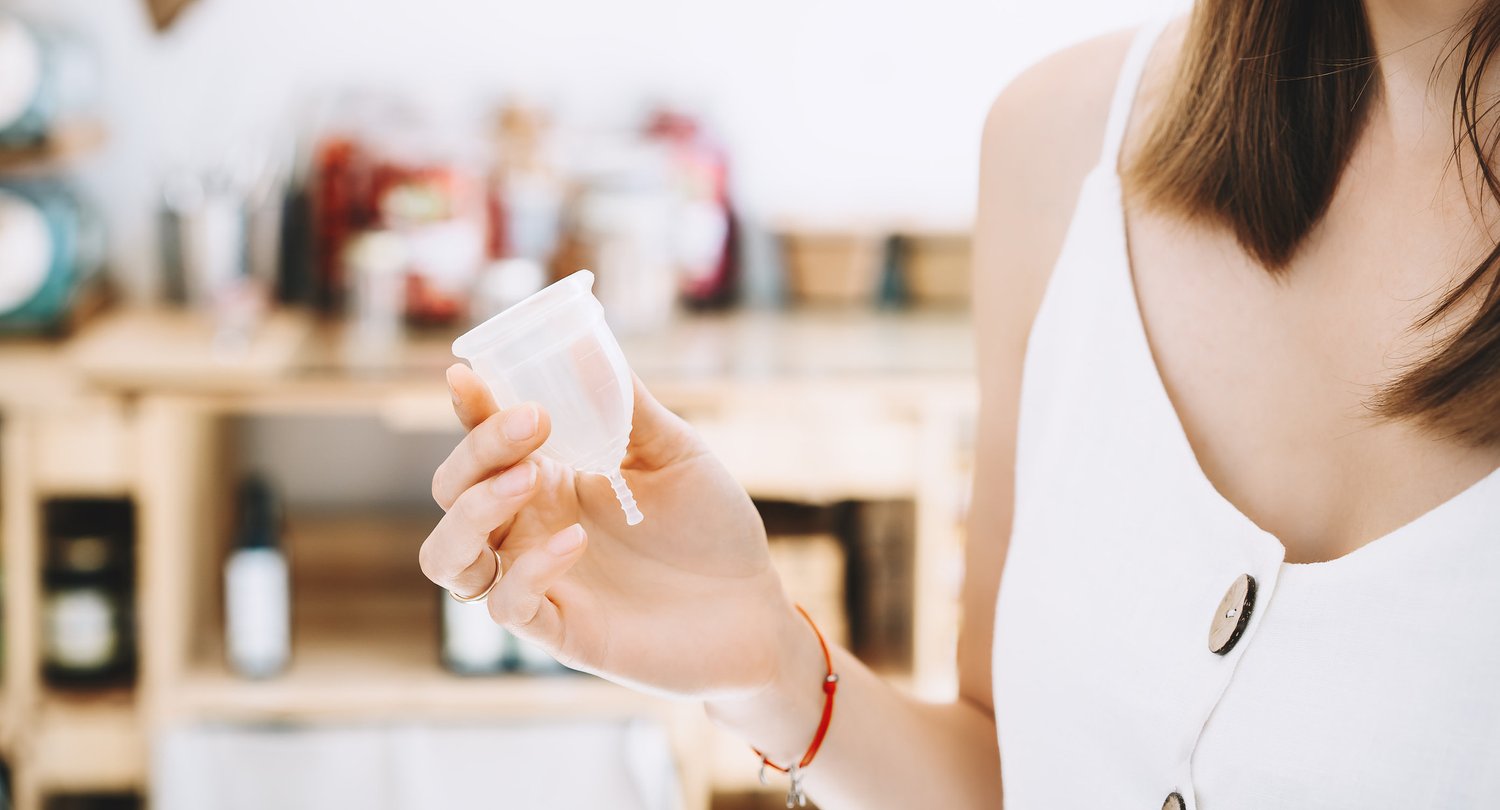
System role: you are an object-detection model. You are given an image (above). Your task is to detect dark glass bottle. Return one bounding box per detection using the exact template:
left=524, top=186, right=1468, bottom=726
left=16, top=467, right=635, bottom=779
left=42, top=499, right=135, bottom=688
left=223, top=477, right=290, bottom=679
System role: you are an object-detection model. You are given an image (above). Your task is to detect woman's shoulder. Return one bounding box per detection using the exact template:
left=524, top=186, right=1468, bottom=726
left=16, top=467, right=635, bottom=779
left=973, top=20, right=1186, bottom=336
left=983, top=28, right=1135, bottom=169
left=973, top=29, right=1138, bottom=341
left=983, top=16, right=1186, bottom=171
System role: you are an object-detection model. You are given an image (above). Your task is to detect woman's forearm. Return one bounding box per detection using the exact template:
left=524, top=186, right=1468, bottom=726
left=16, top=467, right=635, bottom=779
left=704, top=605, right=1003, bottom=809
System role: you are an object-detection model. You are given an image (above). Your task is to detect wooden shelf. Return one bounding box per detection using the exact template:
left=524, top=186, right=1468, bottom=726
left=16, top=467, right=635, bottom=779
left=30, top=399, right=136, bottom=497
left=0, top=341, right=90, bottom=411
left=33, top=690, right=145, bottom=792
left=695, top=410, right=920, bottom=501
left=67, top=309, right=314, bottom=393
left=62, top=307, right=972, bottom=397
left=0, top=122, right=106, bottom=175
left=165, top=508, right=665, bottom=723
left=175, top=602, right=662, bottom=723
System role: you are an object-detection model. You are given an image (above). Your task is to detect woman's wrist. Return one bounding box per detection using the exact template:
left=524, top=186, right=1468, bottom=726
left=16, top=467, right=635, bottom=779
left=703, top=598, right=833, bottom=766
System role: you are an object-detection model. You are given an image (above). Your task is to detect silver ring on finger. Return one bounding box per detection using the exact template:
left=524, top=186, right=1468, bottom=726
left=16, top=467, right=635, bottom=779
left=448, top=546, right=503, bottom=604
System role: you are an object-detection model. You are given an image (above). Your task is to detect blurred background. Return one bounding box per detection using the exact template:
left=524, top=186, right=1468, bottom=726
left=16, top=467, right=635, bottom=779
left=0, top=0, right=1174, bottom=808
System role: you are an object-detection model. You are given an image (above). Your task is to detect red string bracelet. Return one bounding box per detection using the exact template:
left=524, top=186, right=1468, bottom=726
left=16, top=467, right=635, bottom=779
left=753, top=603, right=838, bottom=808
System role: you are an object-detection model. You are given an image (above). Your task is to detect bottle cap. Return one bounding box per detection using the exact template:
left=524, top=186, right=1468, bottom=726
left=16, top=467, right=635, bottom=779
left=234, top=476, right=282, bottom=550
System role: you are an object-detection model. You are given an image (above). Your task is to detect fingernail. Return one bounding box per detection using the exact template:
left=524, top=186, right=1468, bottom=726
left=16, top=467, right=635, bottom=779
left=503, top=404, right=539, bottom=441
left=450, top=386, right=461, bottom=407
left=490, top=462, right=537, bottom=498
left=546, top=524, right=585, bottom=555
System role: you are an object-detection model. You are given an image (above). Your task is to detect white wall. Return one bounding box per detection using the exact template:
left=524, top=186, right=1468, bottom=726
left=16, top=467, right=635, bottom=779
left=4, top=0, right=1181, bottom=299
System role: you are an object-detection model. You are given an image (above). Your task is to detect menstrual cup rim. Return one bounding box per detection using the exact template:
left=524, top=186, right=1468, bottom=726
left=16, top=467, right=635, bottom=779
left=451, top=269, right=596, bottom=360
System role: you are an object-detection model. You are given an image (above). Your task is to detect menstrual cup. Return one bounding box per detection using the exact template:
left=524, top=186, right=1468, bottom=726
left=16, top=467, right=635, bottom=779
left=453, top=270, right=643, bottom=525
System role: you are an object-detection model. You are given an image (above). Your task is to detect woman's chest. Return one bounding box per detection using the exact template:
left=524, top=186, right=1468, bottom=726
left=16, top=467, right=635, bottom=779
left=1125, top=200, right=1500, bottom=562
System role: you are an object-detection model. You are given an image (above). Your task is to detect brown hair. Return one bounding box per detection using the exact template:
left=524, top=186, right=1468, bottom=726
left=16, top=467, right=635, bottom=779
left=1125, top=1, right=1500, bottom=445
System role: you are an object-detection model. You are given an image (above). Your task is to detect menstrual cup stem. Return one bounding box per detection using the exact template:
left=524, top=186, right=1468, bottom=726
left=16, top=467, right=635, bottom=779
left=608, top=470, right=644, bottom=526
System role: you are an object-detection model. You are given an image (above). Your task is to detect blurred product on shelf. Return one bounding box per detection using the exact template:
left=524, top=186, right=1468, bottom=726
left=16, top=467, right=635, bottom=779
left=758, top=499, right=915, bottom=674
left=510, top=627, right=568, bottom=674
left=552, top=131, right=679, bottom=335
left=42, top=499, right=136, bottom=688
left=548, top=107, right=738, bottom=332
left=309, top=95, right=487, bottom=327
left=471, top=256, right=547, bottom=322
left=440, top=586, right=571, bottom=675
left=0, top=180, right=105, bottom=335
left=645, top=108, right=737, bottom=309
left=758, top=501, right=851, bottom=649
left=0, top=16, right=105, bottom=340
left=224, top=476, right=290, bottom=679
left=438, top=518, right=573, bottom=676
left=375, top=146, right=486, bottom=326
left=342, top=228, right=407, bottom=366
left=276, top=95, right=741, bottom=337
left=441, top=555, right=570, bottom=675
left=275, top=146, right=316, bottom=306
left=896, top=231, right=971, bottom=306
left=440, top=590, right=507, bottom=675
left=843, top=500, right=916, bottom=671
left=780, top=228, right=885, bottom=306
left=877, top=233, right=908, bottom=308
left=0, top=15, right=98, bottom=149
left=489, top=103, right=563, bottom=269
left=159, top=151, right=286, bottom=347
left=779, top=226, right=973, bottom=309
left=767, top=534, right=849, bottom=649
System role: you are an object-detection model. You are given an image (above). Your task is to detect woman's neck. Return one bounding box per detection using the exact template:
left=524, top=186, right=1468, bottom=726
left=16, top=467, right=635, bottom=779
left=1362, top=0, right=1483, bottom=148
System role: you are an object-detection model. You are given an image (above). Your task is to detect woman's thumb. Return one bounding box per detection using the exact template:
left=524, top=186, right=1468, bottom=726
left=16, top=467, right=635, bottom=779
left=625, top=374, right=702, bottom=468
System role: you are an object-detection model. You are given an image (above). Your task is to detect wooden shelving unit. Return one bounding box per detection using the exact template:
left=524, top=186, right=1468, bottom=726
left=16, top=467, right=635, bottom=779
left=1, top=118, right=119, bottom=807
left=33, top=690, right=145, bottom=795
left=0, top=307, right=976, bottom=810
left=0, top=122, right=106, bottom=175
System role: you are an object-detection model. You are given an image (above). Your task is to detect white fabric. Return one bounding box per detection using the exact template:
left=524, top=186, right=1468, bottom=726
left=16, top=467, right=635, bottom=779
left=992, top=18, right=1500, bottom=810
left=153, top=719, right=680, bottom=810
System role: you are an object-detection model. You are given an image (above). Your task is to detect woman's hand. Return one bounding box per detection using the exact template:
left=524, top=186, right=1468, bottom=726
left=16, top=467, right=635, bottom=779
left=420, top=364, right=797, bottom=698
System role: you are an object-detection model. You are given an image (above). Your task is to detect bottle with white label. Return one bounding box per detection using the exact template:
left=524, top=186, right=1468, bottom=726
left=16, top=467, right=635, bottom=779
left=42, top=499, right=135, bottom=688
left=224, top=477, right=290, bottom=679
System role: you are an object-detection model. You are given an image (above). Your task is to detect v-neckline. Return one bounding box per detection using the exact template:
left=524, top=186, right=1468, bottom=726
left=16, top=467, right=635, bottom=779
left=1098, top=167, right=1500, bottom=569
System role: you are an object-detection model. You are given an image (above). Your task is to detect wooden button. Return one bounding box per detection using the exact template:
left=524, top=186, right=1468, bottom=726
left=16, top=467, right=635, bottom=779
left=1163, top=792, right=1186, bottom=810
left=1207, top=573, right=1257, bottom=655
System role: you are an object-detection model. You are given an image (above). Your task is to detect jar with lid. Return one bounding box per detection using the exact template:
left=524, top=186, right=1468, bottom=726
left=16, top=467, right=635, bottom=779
left=42, top=499, right=135, bottom=688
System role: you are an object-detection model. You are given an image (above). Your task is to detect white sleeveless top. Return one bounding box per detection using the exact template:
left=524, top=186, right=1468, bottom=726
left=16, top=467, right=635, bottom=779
left=992, top=19, right=1500, bottom=810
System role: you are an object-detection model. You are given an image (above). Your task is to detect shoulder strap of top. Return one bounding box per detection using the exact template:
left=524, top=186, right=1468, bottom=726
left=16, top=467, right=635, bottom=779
left=1098, top=16, right=1174, bottom=171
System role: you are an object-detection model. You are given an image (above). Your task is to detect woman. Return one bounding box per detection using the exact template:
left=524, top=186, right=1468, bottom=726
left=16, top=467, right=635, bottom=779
left=420, top=1, right=1500, bottom=806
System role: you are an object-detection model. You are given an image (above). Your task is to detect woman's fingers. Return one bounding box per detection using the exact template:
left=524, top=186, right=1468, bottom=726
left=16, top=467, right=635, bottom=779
left=431, top=401, right=551, bottom=510
left=447, top=364, right=499, bottom=431
left=419, top=461, right=539, bottom=596
left=486, top=524, right=589, bottom=651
